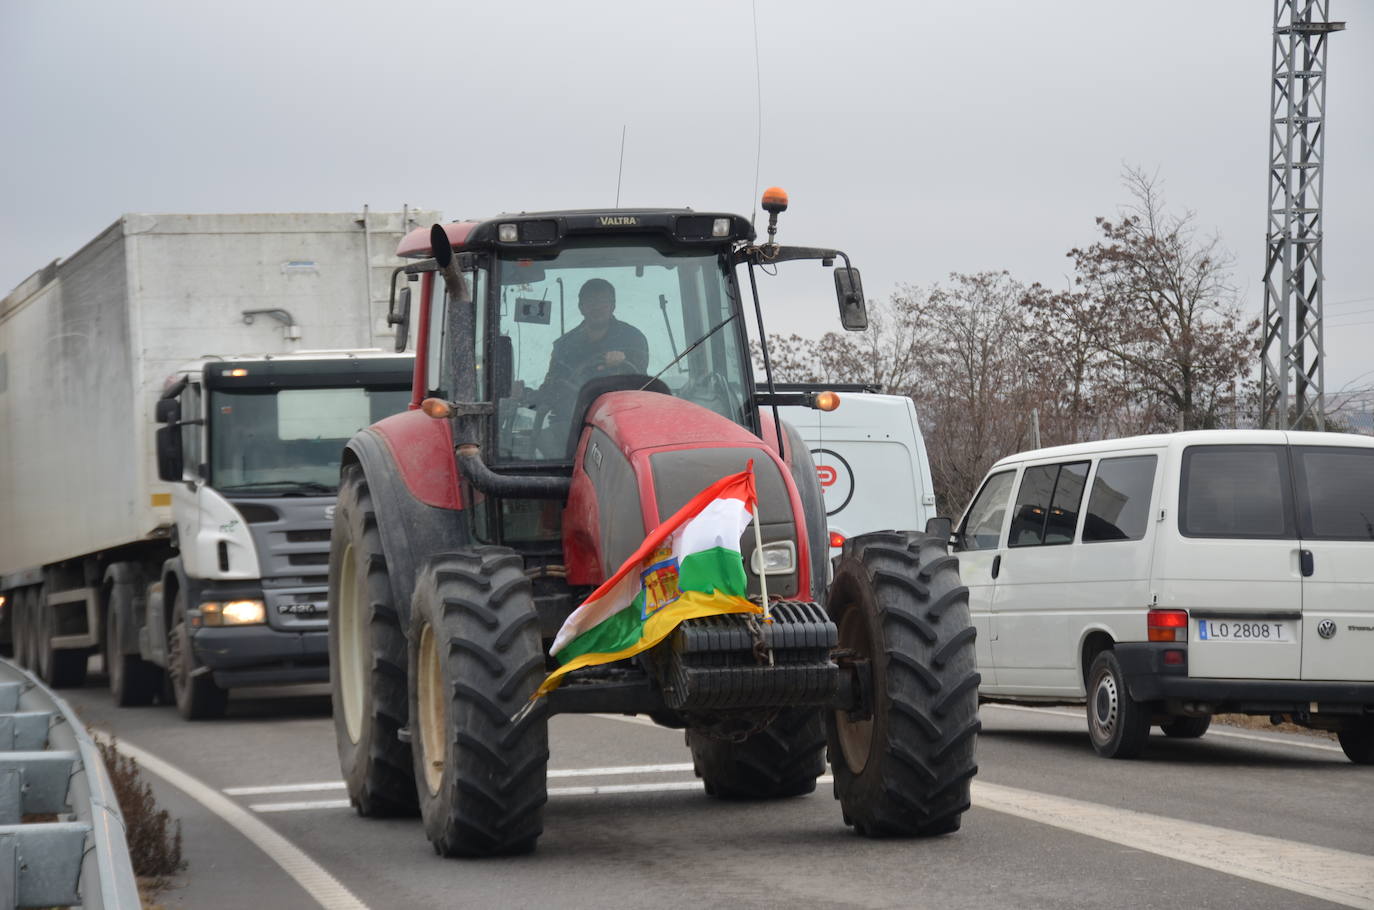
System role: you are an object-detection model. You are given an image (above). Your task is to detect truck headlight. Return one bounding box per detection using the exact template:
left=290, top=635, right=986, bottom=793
left=200, top=599, right=266, bottom=626
left=750, top=541, right=796, bottom=576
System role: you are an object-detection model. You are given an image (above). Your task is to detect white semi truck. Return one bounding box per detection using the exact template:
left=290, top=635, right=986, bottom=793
left=0, top=210, right=431, bottom=718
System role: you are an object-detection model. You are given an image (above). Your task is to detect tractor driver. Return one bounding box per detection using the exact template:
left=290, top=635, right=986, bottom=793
left=535, top=278, right=649, bottom=420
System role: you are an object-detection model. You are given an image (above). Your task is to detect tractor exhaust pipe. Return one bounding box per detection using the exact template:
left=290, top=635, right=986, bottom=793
left=431, top=225, right=571, bottom=501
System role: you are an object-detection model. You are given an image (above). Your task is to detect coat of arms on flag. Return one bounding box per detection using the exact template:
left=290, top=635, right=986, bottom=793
left=529, top=461, right=766, bottom=700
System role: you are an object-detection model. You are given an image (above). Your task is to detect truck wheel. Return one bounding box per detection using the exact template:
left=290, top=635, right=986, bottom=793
left=1337, top=719, right=1374, bottom=765
left=35, top=585, right=88, bottom=689
left=1160, top=715, right=1211, bottom=739
left=106, top=585, right=161, bottom=707
left=1086, top=651, right=1149, bottom=758
left=825, top=531, right=980, bottom=837
left=167, top=592, right=228, bottom=719
left=688, top=708, right=826, bottom=799
left=409, top=549, right=548, bottom=857
left=329, top=465, right=417, bottom=817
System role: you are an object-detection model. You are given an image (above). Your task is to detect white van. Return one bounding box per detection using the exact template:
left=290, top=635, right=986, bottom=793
left=777, top=386, right=937, bottom=554
left=955, top=429, right=1374, bottom=763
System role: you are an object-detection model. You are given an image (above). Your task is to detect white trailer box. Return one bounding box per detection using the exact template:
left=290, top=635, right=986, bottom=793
left=0, top=209, right=435, bottom=579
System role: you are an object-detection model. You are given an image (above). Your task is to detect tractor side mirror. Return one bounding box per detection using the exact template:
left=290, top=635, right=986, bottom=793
left=155, top=425, right=184, bottom=482
left=388, top=285, right=412, bottom=353
left=834, top=267, right=868, bottom=331
left=155, top=398, right=180, bottom=425
left=925, top=516, right=953, bottom=542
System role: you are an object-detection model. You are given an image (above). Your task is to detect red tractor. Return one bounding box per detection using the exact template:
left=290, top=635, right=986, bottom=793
left=328, top=192, right=979, bottom=856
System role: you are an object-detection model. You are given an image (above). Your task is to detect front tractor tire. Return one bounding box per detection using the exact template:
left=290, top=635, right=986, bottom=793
left=825, top=531, right=981, bottom=837
left=408, top=549, right=549, bottom=857
left=688, top=708, right=826, bottom=799
left=329, top=465, right=417, bottom=817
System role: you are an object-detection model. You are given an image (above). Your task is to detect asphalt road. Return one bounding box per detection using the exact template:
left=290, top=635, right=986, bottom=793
left=63, top=672, right=1373, bottom=910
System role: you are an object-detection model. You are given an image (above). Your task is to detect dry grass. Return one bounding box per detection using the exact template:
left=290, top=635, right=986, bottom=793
left=94, top=736, right=186, bottom=899
left=1213, top=713, right=1338, bottom=741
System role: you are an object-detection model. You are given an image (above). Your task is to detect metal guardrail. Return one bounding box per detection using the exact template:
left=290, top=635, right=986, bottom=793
left=0, top=659, right=140, bottom=909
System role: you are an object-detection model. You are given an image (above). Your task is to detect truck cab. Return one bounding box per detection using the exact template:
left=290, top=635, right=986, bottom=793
left=139, top=351, right=414, bottom=718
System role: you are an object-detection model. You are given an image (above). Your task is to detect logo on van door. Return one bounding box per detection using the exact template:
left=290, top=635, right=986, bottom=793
left=1317, top=619, right=1338, bottom=639
left=810, top=448, right=855, bottom=517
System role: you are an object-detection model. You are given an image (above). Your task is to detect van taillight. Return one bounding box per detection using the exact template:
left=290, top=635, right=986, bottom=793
left=1148, top=609, right=1188, bottom=642
left=829, top=531, right=846, bottom=549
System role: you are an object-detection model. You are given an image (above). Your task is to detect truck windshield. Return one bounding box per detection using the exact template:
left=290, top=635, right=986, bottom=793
left=492, top=242, right=750, bottom=463
left=209, top=386, right=411, bottom=493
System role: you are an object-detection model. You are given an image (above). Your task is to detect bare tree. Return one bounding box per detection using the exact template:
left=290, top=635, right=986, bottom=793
left=1068, top=167, right=1256, bottom=432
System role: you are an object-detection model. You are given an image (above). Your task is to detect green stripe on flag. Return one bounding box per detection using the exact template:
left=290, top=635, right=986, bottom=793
left=556, top=592, right=647, bottom=663
left=678, top=546, right=748, bottom=598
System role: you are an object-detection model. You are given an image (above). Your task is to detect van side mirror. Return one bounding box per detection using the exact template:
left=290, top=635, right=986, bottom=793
left=925, top=516, right=953, bottom=542
left=389, top=285, right=412, bottom=353
left=834, top=267, right=868, bottom=331
left=155, top=398, right=180, bottom=425
left=155, top=425, right=184, bottom=482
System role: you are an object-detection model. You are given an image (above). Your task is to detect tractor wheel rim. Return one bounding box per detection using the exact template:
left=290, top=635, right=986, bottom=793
left=336, top=540, right=365, bottom=744
left=416, top=622, right=445, bottom=795
left=834, top=603, right=875, bottom=775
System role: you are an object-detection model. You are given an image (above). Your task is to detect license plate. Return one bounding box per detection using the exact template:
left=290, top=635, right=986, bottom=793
left=279, top=602, right=328, bottom=617
left=1196, top=619, right=1292, bottom=642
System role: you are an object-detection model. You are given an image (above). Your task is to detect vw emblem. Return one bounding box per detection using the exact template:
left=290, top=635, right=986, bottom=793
left=1317, top=619, right=1337, bottom=640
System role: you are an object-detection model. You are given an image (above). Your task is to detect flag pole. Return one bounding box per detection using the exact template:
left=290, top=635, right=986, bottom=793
left=751, top=501, right=769, bottom=619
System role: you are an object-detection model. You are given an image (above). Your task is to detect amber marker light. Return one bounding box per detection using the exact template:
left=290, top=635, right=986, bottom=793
left=761, top=186, right=789, bottom=212
left=229, top=368, right=248, bottom=377
left=420, top=397, right=454, bottom=419
left=815, top=391, right=841, bottom=412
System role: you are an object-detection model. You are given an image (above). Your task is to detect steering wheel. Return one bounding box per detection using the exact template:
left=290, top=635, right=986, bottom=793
left=683, top=371, right=741, bottom=418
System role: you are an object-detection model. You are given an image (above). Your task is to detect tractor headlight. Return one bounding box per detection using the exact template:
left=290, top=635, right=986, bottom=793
left=750, top=541, right=796, bottom=576
left=200, top=599, right=266, bottom=626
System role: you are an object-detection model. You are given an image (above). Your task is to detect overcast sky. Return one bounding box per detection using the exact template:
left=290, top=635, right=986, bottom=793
left=3, top=0, right=1371, bottom=394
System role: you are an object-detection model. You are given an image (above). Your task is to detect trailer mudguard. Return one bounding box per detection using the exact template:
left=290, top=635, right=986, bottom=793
left=343, top=413, right=468, bottom=624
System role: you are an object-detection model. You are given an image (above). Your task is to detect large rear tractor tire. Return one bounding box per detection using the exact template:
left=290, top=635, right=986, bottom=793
left=688, top=708, right=826, bottom=799
left=825, top=531, right=981, bottom=837
left=107, top=580, right=162, bottom=707
left=329, top=464, right=417, bottom=817
left=409, top=549, right=548, bottom=857
left=1086, top=650, right=1150, bottom=758
left=167, top=591, right=229, bottom=720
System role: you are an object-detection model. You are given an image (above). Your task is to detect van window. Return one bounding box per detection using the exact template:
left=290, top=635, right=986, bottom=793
left=960, top=470, right=1014, bottom=550
left=1083, top=455, right=1157, bottom=542
left=1009, top=461, right=1089, bottom=547
left=1179, top=445, right=1294, bottom=539
left=1293, top=446, right=1374, bottom=541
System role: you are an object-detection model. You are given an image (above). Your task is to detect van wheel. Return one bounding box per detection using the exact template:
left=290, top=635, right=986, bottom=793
left=1337, top=719, right=1374, bottom=765
left=826, top=531, right=981, bottom=837
left=1160, top=715, right=1211, bottom=739
left=1086, top=651, right=1149, bottom=758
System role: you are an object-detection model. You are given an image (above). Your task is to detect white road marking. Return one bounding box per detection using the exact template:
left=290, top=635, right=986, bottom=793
left=108, top=737, right=369, bottom=910
left=588, top=712, right=662, bottom=728
left=254, top=799, right=354, bottom=813
left=982, top=703, right=1344, bottom=754
left=226, top=781, right=347, bottom=796
left=972, top=780, right=1374, bottom=909
left=550, top=762, right=695, bottom=778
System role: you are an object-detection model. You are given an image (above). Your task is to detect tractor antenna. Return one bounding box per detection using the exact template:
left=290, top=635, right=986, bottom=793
left=615, top=125, right=627, bottom=207
left=750, top=0, right=764, bottom=229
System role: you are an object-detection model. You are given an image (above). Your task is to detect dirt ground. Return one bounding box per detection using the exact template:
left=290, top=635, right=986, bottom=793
left=1214, top=713, right=1338, bottom=741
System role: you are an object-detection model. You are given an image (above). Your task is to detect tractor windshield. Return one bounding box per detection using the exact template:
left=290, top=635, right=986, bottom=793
left=491, top=242, right=751, bottom=463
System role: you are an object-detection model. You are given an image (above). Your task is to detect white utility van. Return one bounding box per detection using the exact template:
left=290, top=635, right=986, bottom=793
left=955, top=429, right=1374, bottom=763
left=776, top=385, right=937, bottom=555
